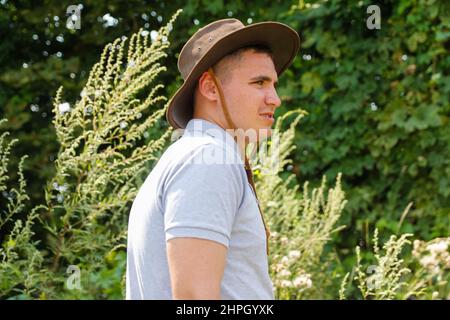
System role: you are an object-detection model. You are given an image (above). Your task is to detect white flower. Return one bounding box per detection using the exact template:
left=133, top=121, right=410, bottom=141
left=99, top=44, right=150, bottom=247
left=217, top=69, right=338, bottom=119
left=413, top=239, right=422, bottom=251
left=56, top=194, right=64, bottom=203
left=413, top=240, right=422, bottom=258
left=288, top=250, right=301, bottom=259
left=273, top=263, right=284, bottom=272
left=280, top=280, right=293, bottom=288
left=84, top=106, right=93, bottom=115
left=150, top=30, right=158, bottom=42
left=293, top=274, right=312, bottom=288
left=427, top=241, right=448, bottom=254
left=102, top=13, right=118, bottom=27
left=279, top=269, right=291, bottom=277
left=280, top=236, right=288, bottom=244
left=420, top=255, right=437, bottom=268
left=267, top=201, right=277, bottom=207
left=30, top=104, right=39, bottom=112
left=281, top=256, right=289, bottom=264
left=430, top=265, right=441, bottom=276
left=58, top=102, right=71, bottom=114
left=120, top=121, right=127, bottom=129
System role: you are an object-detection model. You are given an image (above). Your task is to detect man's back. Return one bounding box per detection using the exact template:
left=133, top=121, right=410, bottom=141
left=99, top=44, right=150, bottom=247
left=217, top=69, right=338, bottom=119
left=126, top=119, right=274, bottom=299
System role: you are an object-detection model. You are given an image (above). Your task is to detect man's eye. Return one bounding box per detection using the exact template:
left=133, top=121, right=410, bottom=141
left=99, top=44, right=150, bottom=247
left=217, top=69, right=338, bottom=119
left=254, top=81, right=264, bottom=85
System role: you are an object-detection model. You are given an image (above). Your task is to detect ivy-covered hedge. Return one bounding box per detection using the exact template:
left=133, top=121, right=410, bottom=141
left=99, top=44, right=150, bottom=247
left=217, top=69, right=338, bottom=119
left=277, top=0, right=449, bottom=261
left=0, top=0, right=448, bottom=298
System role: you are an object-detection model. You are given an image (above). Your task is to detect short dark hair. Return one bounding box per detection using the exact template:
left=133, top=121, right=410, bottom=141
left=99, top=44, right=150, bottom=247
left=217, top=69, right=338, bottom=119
left=193, top=45, right=274, bottom=109
left=211, top=44, right=274, bottom=83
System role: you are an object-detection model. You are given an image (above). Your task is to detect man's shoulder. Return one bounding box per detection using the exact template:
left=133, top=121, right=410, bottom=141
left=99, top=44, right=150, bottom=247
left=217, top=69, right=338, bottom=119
left=171, top=133, right=218, bottom=152
left=148, top=134, right=246, bottom=211
left=163, top=133, right=242, bottom=167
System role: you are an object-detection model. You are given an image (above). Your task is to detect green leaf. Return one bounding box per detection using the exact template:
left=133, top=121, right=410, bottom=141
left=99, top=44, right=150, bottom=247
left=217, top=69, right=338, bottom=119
left=405, top=105, right=441, bottom=131
left=301, top=72, right=322, bottom=94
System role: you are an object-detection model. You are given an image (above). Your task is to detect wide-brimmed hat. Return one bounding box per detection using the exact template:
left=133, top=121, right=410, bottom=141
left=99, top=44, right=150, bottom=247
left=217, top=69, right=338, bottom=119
left=166, top=18, right=300, bottom=129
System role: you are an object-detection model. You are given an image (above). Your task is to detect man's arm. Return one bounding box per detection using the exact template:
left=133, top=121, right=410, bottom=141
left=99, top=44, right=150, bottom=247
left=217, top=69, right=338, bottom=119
left=167, top=237, right=227, bottom=299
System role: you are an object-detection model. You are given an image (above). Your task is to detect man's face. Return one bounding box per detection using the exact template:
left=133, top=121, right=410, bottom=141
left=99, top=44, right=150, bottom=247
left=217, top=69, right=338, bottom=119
left=218, top=50, right=281, bottom=142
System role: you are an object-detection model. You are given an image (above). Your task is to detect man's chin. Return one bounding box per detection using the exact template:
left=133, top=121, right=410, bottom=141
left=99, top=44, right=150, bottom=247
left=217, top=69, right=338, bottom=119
left=231, top=126, right=272, bottom=144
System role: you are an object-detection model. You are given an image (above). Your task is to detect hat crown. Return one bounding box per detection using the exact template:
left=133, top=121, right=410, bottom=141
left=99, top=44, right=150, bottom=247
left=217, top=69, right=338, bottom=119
left=178, top=19, right=245, bottom=79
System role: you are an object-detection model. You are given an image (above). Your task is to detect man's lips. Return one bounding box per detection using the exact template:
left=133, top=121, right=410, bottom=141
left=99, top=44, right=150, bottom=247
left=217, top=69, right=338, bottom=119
left=259, top=112, right=274, bottom=121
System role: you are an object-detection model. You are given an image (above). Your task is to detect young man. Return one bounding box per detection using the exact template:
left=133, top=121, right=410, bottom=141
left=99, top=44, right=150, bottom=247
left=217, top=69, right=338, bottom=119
left=126, top=18, right=300, bottom=299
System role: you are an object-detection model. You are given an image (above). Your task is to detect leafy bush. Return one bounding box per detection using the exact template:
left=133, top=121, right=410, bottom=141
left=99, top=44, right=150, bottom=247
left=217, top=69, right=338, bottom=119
left=280, top=0, right=449, bottom=262
left=0, top=3, right=448, bottom=300
left=0, top=11, right=181, bottom=299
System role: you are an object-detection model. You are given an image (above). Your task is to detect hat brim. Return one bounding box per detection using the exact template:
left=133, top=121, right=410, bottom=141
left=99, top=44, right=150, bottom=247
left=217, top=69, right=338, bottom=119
left=166, top=21, right=300, bottom=129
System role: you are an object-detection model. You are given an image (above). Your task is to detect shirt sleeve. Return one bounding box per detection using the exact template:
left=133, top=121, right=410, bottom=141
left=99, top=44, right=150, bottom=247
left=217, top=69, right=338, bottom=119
left=163, top=144, right=245, bottom=248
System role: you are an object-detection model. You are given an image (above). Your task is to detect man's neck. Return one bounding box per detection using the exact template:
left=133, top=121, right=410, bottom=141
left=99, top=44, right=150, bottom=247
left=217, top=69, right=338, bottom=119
left=192, top=116, right=247, bottom=162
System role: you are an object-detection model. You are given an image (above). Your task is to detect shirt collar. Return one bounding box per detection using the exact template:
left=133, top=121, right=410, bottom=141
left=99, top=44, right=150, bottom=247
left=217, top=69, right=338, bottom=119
left=184, top=118, right=243, bottom=160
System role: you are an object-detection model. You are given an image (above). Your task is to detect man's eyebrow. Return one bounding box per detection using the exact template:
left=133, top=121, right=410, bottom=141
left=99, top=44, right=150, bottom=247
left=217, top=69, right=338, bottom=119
left=249, top=75, right=278, bottom=85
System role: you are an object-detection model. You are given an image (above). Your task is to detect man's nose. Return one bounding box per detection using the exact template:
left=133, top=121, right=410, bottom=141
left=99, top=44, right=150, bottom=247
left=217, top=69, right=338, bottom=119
left=265, top=87, right=281, bottom=108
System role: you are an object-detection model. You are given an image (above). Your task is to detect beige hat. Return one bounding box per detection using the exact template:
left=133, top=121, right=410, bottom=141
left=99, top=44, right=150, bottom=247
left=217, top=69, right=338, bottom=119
left=166, top=18, right=300, bottom=129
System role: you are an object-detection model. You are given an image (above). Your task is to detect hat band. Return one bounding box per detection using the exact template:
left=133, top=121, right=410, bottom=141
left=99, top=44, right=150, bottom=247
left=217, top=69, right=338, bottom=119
left=207, top=67, right=271, bottom=255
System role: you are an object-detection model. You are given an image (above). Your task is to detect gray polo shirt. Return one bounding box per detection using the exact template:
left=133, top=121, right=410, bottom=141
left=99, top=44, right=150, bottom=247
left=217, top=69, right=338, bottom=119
left=126, top=118, right=274, bottom=300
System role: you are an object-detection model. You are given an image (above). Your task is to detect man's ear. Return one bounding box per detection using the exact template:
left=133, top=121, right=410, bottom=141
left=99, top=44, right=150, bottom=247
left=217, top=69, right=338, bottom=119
left=197, top=71, right=218, bottom=102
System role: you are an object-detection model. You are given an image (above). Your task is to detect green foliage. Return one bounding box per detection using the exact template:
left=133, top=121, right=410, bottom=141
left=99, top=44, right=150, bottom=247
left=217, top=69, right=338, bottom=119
left=253, top=111, right=346, bottom=299
left=0, top=11, right=181, bottom=299
left=340, top=229, right=449, bottom=300
left=353, top=230, right=412, bottom=300
left=0, top=1, right=448, bottom=299
left=0, top=119, right=46, bottom=298
left=278, top=0, right=449, bottom=278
